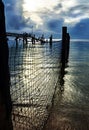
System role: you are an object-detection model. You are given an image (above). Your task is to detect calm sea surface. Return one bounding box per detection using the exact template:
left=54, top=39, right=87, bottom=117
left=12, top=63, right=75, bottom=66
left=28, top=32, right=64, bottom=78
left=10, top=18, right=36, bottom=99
left=43, top=40, right=89, bottom=130
left=8, top=39, right=61, bottom=129
left=63, top=40, right=89, bottom=107
left=8, top=39, right=89, bottom=129
left=8, top=40, right=89, bottom=104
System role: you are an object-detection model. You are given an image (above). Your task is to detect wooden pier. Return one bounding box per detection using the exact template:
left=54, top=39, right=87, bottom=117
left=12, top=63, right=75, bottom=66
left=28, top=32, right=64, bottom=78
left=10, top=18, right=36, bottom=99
left=6, top=32, right=46, bottom=44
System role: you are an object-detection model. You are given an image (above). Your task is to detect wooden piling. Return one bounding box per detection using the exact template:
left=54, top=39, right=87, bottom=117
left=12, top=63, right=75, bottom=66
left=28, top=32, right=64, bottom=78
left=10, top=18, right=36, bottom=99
left=25, top=37, right=28, bottom=44
left=32, top=34, right=35, bottom=44
left=23, top=33, right=28, bottom=46
left=23, top=37, right=25, bottom=46
left=49, top=34, right=52, bottom=46
left=41, top=34, right=45, bottom=44
left=0, top=0, right=13, bottom=129
left=66, top=33, right=70, bottom=62
left=15, top=37, right=18, bottom=48
left=61, top=26, right=70, bottom=64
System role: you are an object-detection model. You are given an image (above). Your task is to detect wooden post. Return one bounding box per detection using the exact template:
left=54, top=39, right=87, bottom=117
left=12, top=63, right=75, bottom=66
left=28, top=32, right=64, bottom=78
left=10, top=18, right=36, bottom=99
left=66, top=33, right=70, bottom=62
left=32, top=34, right=35, bottom=44
left=15, top=37, right=18, bottom=48
left=0, top=0, right=13, bottom=129
left=25, top=37, right=28, bottom=45
left=23, top=37, right=25, bottom=47
left=41, top=34, right=45, bottom=44
left=49, top=34, right=52, bottom=46
left=61, top=26, right=70, bottom=64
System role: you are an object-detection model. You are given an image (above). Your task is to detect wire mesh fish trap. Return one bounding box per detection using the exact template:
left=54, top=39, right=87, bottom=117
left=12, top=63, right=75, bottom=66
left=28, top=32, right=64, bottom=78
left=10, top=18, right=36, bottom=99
left=8, top=40, right=61, bottom=130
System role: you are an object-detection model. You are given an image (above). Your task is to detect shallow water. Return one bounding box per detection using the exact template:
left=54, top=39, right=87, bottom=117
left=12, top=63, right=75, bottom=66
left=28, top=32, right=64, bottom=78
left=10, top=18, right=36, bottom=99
left=8, top=40, right=61, bottom=130
left=63, top=41, right=89, bottom=107
left=43, top=40, right=89, bottom=130
left=8, top=39, right=89, bottom=129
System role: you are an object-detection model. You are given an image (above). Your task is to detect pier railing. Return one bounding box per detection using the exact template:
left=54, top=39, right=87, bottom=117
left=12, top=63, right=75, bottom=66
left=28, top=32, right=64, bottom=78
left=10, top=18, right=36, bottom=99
left=9, top=41, right=62, bottom=130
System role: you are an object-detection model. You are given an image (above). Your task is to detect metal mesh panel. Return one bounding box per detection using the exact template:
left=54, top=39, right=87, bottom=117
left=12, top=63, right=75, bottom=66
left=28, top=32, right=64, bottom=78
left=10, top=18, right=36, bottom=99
left=9, top=40, right=61, bottom=130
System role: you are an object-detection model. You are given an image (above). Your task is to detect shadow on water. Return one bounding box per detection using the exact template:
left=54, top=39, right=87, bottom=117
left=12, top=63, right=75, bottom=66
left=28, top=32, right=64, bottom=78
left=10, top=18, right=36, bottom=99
left=43, top=41, right=89, bottom=130
left=58, top=39, right=69, bottom=93
left=42, top=45, right=70, bottom=130
left=59, top=62, right=68, bottom=93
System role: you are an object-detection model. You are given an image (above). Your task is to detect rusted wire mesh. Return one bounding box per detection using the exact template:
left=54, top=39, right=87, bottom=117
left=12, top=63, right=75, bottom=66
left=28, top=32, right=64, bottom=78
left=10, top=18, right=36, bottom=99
left=8, top=40, right=61, bottom=130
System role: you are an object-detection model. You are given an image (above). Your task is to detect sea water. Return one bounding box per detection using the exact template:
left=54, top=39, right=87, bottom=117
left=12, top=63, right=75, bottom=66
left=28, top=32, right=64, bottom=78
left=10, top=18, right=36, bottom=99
left=62, top=40, right=89, bottom=107
left=8, top=39, right=89, bottom=129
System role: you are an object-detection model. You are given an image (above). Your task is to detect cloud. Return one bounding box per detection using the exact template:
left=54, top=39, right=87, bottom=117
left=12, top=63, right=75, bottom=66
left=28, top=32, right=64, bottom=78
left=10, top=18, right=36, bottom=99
left=4, top=0, right=89, bottom=38
left=21, top=0, right=89, bottom=27
left=7, top=14, right=27, bottom=30
left=4, top=0, right=28, bottom=32
left=46, top=19, right=63, bottom=32
left=64, top=3, right=89, bottom=24
left=70, top=18, right=89, bottom=39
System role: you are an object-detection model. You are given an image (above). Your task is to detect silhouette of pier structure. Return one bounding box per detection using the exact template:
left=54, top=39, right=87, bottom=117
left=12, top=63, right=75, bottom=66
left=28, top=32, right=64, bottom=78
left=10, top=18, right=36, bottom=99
left=6, top=32, right=61, bottom=47
left=6, top=32, right=47, bottom=45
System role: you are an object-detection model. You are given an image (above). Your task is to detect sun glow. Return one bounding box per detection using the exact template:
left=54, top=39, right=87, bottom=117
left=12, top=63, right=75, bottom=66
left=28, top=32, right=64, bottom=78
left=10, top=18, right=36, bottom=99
left=23, top=0, right=59, bottom=12
left=23, top=0, right=43, bottom=12
left=22, top=0, right=59, bottom=27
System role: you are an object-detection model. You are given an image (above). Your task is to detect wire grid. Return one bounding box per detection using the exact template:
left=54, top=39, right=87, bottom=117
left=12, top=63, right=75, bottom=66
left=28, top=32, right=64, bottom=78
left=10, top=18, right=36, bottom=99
left=9, top=40, right=61, bottom=130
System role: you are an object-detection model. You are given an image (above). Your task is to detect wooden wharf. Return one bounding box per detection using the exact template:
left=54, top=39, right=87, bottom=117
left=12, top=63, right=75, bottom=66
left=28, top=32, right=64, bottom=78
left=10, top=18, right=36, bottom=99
left=6, top=32, right=40, bottom=44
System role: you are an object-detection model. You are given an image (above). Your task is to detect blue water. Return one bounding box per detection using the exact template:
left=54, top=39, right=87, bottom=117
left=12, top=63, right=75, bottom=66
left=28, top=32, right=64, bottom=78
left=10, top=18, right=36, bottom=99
left=8, top=39, right=62, bottom=130
left=8, top=39, right=89, bottom=129
left=43, top=40, right=89, bottom=130
left=9, top=40, right=89, bottom=108
left=60, top=40, right=89, bottom=107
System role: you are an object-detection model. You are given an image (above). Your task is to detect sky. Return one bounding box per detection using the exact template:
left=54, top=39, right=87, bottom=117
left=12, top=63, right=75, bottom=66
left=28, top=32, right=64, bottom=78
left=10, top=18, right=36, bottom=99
left=4, top=0, right=89, bottom=39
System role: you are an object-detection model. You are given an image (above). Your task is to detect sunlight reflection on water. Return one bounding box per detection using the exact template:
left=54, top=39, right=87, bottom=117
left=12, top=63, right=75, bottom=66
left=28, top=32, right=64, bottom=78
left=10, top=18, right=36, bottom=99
left=9, top=40, right=62, bottom=129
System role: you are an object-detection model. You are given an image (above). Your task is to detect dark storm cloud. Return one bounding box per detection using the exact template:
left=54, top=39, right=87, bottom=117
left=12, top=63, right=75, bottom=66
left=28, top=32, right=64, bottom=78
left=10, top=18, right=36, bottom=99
left=4, top=0, right=29, bottom=31
left=70, top=19, right=89, bottom=39
left=7, top=14, right=27, bottom=30
left=54, top=3, right=62, bottom=10
left=47, top=19, right=63, bottom=32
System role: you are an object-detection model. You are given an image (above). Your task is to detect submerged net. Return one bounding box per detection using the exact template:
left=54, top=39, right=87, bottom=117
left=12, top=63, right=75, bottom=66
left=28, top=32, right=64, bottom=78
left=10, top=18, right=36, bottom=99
left=9, top=40, right=61, bottom=130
